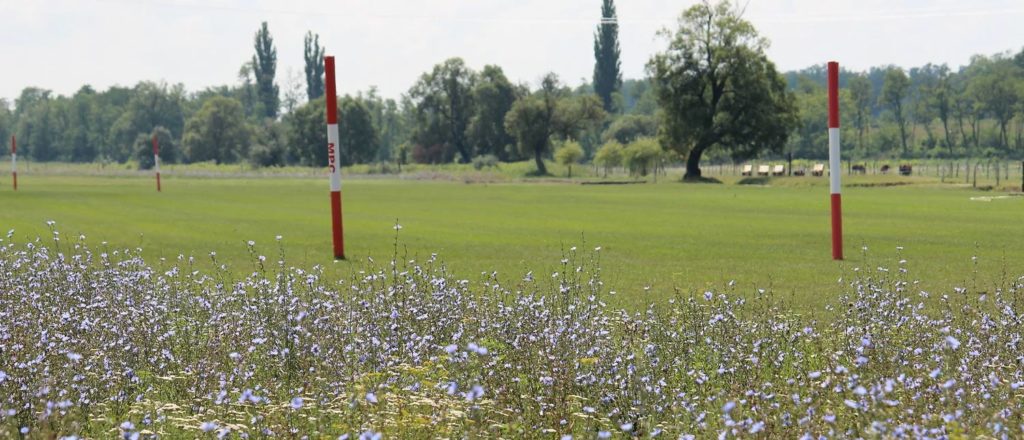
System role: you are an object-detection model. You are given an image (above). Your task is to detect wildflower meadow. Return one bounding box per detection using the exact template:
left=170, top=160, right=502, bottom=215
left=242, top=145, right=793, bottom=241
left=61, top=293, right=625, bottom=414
left=1, top=225, right=1022, bottom=439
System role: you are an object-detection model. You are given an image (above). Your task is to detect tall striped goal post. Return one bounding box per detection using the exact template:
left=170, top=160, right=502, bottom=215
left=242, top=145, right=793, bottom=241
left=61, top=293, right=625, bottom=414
left=828, top=61, right=843, bottom=260
left=324, top=55, right=346, bottom=260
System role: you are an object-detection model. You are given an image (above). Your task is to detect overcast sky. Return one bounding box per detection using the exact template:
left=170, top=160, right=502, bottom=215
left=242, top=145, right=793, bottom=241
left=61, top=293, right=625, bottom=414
left=1, top=0, right=1022, bottom=103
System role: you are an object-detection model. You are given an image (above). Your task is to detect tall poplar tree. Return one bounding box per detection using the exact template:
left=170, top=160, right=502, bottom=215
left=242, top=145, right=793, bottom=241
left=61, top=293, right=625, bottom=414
left=252, top=22, right=279, bottom=118
left=303, top=31, right=325, bottom=101
left=593, top=0, right=622, bottom=112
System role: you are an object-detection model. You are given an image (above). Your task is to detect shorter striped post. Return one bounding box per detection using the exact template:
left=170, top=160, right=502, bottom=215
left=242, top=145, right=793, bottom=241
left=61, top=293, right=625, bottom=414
left=325, top=55, right=345, bottom=260
left=828, top=61, right=843, bottom=260
left=153, top=135, right=161, bottom=192
left=10, top=135, right=16, bottom=191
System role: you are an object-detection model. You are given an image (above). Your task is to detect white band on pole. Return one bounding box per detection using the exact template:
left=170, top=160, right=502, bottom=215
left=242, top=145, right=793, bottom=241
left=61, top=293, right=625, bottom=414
left=154, top=154, right=160, bottom=173
left=328, top=123, right=341, bottom=192
left=829, top=128, right=841, bottom=194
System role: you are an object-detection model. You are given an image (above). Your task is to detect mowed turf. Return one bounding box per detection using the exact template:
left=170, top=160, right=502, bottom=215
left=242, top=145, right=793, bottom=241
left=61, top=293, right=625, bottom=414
left=1, top=174, right=1021, bottom=310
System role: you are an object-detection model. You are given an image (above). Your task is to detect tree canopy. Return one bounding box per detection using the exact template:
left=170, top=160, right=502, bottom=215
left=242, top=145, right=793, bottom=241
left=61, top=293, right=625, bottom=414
left=182, top=96, right=250, bottom=164
left=880, top=67, right=911, bottom=154
left=505, top=74, right=605, bottom=175
left=554, top=140, right=585, bottom=177
left=648, top=0, right=798, bottom=179
left=408, top=58, right=476, bottom=163
left=468, top=65, right=521, bottom=161
left=2, top=18, right=1023, bottom=173
left=593, top=140, right=624, bottom=176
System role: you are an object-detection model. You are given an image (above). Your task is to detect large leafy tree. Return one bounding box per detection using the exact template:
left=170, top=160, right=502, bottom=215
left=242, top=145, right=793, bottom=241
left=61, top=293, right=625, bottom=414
left=970, top=60, right=1020, bottom=150
left=504, top=95, right=552, bottom=174
left=358, top=87, right=406, bottom=162
left=787, top=77, right=828, bottom=159
left=648, top=0, right=797, bottom=180
left=12, top=88, right=53, bottom=161
left=182, top=96, right=250, bottom=164
left=285, top=95, right=378, bottom=166
left=593, top=0, right=622, bottom=112
left=109, top=82, right=186, bottom=162
left=65, top=86, right=99, bottom=162
left=505, top=74, right=605, bottom=175
left=468, top=65, right=519, bottom=160
left=248, top=118, right=289, bottom=167
left=408, top=58, right=476, bottom=163
left=931, top=66, right=956, bottom=156
left=880, top=67, right=911, bottom=154
left=601, top=114, right=657, bottom=144
left=135, top=126, right=179, bottom=169
left=91, top=86, right=133, bottom=161
left=909, top=64, right=944, bottom=151
left=303, top=31, right=325, bottom=101
left=337, top=96, right=379, bottom=166
left=848, top=74, right=872, bottom=156
left=252, top=22, right=279, bottom=118
left=285, top=97, right=328, bottom=166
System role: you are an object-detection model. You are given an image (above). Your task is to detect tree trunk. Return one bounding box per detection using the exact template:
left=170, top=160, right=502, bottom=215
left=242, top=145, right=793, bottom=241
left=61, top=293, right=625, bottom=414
left=455, top=141, right=471, bottom=164
left=956, top=111, right=968, bottom=152
left=534, top=148, right=547, bottom=175
left=968, top=116, right=980, bottom=150
left=1000, top=120, right=1009, bottom=150
left=1016, top=120, right=1024, bottom=153
left=942, top=117, right=954, bottom=156
left=898, top=119, right=908, bottom=155
left=684, top=144, right=706, bottom=180
left=858, top=127, right=865, bottom=157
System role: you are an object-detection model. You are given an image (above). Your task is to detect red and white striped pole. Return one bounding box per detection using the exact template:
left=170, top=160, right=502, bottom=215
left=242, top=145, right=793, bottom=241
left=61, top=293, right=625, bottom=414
left=828, top=61, right=843, bottom=260
left=324, top=55, right=345, bottom=260
left=152, top=134, right=161, bottom=192
left=10, top=135, right=16, bottom=191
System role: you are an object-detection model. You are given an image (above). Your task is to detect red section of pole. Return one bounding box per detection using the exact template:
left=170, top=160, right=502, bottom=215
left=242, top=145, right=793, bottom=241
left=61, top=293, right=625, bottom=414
left=10, top=136, right=16, bottom=191
left=330, top=191, right=344, bottom=258
left=828, top=62, right=840, bottom=129
left=325, top=55, right=345, bottom=260
left=831, top=194, right=843, bottom=260
left=153, top=135, right=161, bottom=192
left=325, top=58, right=338, bottom=125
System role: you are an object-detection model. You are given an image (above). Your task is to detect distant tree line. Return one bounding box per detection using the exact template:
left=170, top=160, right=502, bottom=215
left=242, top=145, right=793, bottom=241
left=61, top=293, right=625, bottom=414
left=784, top=52, right=1024, bottom=161
left=0, top=2, right=1021, bottom=177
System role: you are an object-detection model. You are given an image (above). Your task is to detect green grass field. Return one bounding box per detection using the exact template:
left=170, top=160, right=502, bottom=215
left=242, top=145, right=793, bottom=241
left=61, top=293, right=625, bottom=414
left=1, top=168, right=1021, bottom=310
